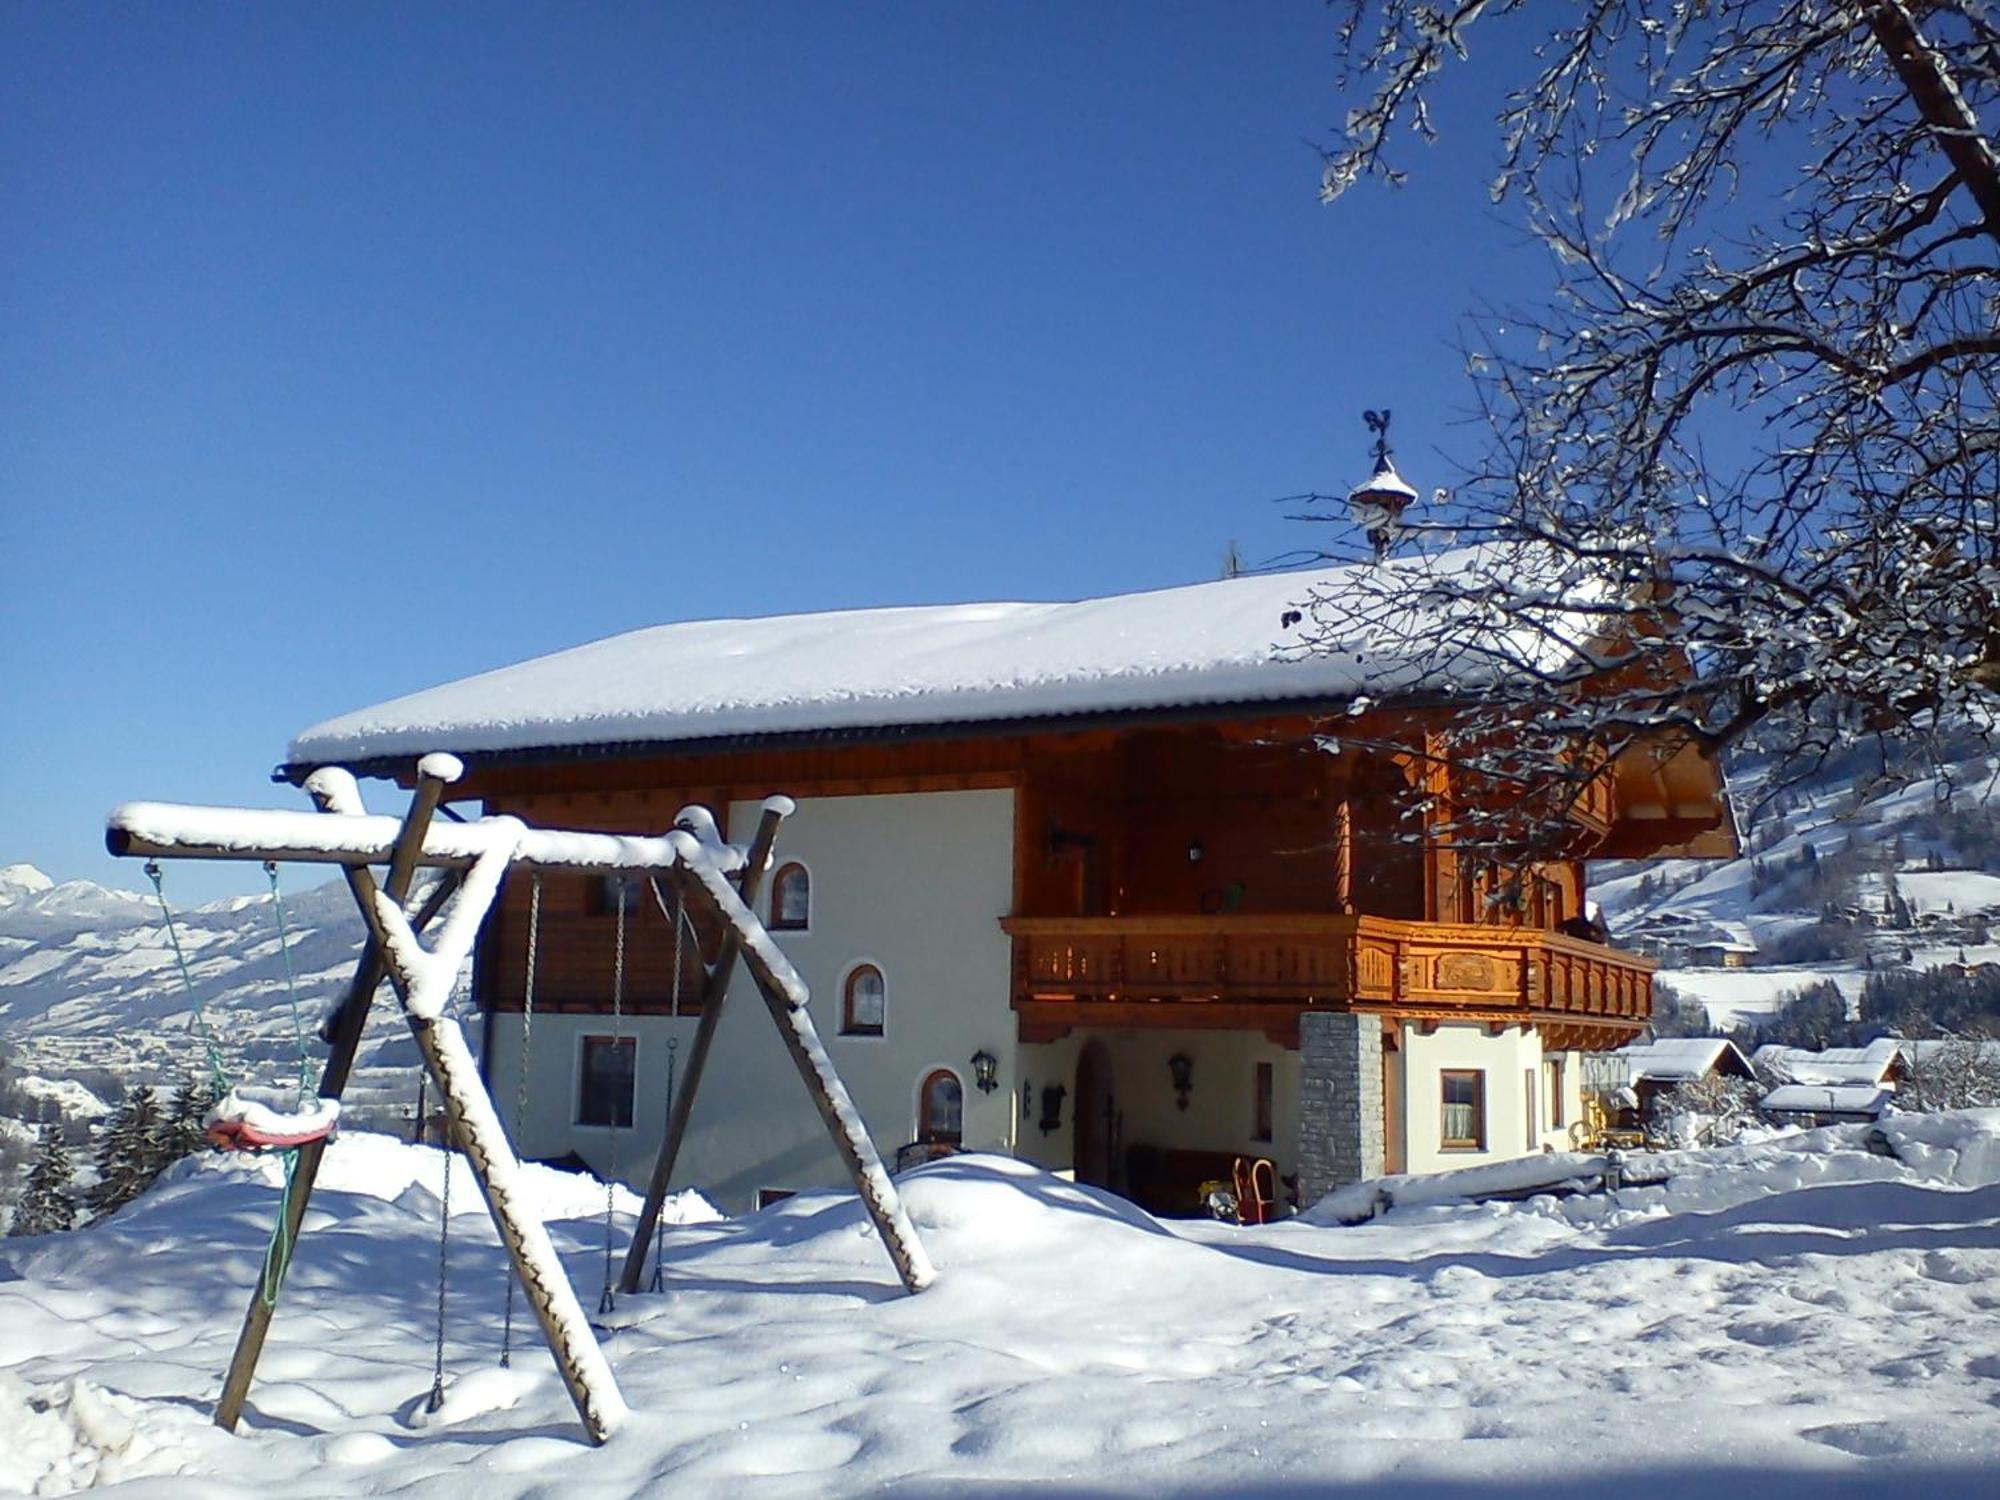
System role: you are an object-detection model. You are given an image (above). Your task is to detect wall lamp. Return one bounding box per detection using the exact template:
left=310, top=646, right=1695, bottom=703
left=1038, top=1084, right=1067, bottom=1135
left=970, top=1048, right=999, bottom=1094
left=1168, top=1052, right=1194, bottom=1111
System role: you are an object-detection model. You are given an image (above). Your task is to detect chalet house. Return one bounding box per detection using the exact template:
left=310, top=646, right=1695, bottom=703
left=284, top=550, right=1733, bottom=1215
left=1754, top=1038, right=1905, bottom=1125
left=1607, top=1037, right=1758, bottom=1125
left=1753, top=1037, right=1907, bottom=1091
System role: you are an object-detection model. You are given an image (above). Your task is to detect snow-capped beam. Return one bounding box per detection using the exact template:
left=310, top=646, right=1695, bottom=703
left=106, top=800, right=746, bottom=876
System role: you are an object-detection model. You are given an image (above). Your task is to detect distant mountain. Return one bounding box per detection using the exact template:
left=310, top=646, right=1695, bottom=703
left=0, top=864, right=55, bottom=907
left=0, top=863, right=428, bottom=1134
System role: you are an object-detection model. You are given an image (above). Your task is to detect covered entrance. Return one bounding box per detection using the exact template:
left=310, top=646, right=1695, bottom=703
left=1073, top=1037, right=1117, bottom=1188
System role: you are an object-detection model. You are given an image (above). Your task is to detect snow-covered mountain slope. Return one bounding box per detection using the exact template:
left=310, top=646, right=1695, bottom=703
left=1594, top=733, right=2000, bottom=1030
left=0, top=863, right=424, bottom=1132
left=2, top=1126, right=1998, bottom=1496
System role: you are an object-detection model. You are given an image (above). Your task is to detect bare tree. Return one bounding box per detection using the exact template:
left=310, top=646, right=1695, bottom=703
left=1299, top=2, right=2000, bottom=858
left=1900, top=1033, right=2000, bottom=1108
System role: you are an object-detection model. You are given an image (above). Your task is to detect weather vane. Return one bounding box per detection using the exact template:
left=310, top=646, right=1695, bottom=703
left=1348, top=409, right=1415, bottom=560
left=1362, top=408, right=1393, bottom=472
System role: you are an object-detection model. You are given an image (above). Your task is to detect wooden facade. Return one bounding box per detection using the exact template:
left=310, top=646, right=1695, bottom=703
left=439, top=708, right=1704, bottom=1054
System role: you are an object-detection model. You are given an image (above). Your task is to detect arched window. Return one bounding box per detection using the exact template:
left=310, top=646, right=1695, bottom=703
left=918, top=1068, right=963, bottom=1145
left=841, top=963, right=885, bottom=1037
left=770, top=862, right=810, bottom=931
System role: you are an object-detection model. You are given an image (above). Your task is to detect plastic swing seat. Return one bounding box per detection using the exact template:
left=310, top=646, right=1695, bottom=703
left=203, top=1087, right=341, bottom=1152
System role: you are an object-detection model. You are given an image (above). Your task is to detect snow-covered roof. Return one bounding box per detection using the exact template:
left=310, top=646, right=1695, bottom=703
left=1760, top=1084, right=1895, bottom=1117
left=287, top=544, right=1597, bottom=772
left=1614, top=1037, right=1755, bottom=1084
left=1753, top=1037, right=1904, bottom=1086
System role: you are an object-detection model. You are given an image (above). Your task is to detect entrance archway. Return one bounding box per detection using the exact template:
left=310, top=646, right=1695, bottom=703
left=1074, top=1038, right=1116, bottom=1187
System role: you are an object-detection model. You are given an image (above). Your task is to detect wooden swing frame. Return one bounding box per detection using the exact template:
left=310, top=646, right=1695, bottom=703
left=106, top=757, right=935, bottom=1448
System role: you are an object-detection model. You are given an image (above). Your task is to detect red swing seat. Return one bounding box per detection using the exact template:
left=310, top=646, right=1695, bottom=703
left=203, top=1088, right=341, bottom=1153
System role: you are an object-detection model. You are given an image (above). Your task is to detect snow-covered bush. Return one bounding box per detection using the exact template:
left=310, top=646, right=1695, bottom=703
left=1651, top=1074, right=1763, bottom=1148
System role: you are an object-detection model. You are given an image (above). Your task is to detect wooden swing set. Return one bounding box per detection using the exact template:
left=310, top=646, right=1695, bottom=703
left=106, top=753, right=935, bottom=1447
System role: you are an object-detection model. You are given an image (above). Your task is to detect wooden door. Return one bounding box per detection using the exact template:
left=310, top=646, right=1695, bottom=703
left=1381, top=1042, right=1406, bottom=1176
left=1074, top=1038, right=1115, bottom=1186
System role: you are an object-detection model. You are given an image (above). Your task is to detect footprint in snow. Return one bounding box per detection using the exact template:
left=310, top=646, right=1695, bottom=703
left=1725, top=1317, right=1814, bottom=1348
left=1918, top=1248, right=1982, bottom=1285
left=1802, top=1422, right=1923, bottom=1460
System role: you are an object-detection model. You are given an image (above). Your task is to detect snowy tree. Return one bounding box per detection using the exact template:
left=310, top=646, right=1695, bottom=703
left=1653, top=1072, right=1762, bottom=1146
left=1302, top=2, right=2000, bottom=859
left=158, top=1075, right=220, bottom=1163
left=91, top=1084, right=165, bottom=1215
left=10, top=1124, right=76, bottom=1238
left=1900, top=1034, right=2000, bottom=1109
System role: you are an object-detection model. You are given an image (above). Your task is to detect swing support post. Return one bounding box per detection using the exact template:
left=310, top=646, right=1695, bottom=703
left=617, top=798, right=788, bottom=1296
left=214, top=770, right=452, bottom=1435
left=665, top=861, right=938, bottom=1296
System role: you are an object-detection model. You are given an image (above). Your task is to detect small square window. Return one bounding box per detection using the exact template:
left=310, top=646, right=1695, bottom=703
left=578, top=1035, right=636, bottom=1128
left=1440, top=1069, right=1485, bottom=1151
left=589, top=874, right=644, bottom=917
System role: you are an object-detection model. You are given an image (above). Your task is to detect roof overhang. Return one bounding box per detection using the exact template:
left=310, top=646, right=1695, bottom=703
left=274, top=690, right=1426, bottom=787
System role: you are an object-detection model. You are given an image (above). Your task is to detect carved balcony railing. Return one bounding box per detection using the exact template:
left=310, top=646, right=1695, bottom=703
left=1000, top=913, right=1654, bottom=1045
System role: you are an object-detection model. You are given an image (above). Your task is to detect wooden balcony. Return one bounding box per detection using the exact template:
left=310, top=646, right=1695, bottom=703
left=1001, top=913, right=1654, bottom=1050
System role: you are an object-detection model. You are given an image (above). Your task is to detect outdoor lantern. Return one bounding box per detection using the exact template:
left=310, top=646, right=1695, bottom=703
left=1038, top=1083, right=1067, bottom=1135
left=970, top=1048, right=999, bottom=1094
left=1168, top=1052, right=1194, bottom=1111
left=1187, top=836, right=1204, bottom=864
left=1347, top=408, right=1417, bottom=559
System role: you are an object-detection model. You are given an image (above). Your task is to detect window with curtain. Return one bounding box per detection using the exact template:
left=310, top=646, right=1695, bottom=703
left=1440, top=1069, right=1485, bottom=1150
left=577, top=1035, right=636, bottom=1127
left=918, top=1068, right=963, bottom=1144
left=770, top=863, right=810, bottom=930
left=842, top=964, right=885, bottom=1037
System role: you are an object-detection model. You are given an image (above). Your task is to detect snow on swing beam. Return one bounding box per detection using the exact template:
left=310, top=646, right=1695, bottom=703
left=106, top=803, right=749, bottom=877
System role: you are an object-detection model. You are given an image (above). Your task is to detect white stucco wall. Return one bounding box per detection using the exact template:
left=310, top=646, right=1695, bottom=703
left=1397, top=1022, right=1552, bottom=1175
left=486, top=787, right=1017, bottom=1213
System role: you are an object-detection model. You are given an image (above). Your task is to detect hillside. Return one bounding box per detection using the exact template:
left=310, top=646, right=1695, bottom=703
left=1594, top=730, right=2000, bottom=1035
left=0, top=861, right=423, bottom=1153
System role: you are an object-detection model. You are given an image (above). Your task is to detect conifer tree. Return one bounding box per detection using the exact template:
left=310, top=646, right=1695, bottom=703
left=91, top=1084, right=163, bottom=1215
left=10, top=1123, right=76, bottom=1237
left=159, top=1075, right=220, bottom=1163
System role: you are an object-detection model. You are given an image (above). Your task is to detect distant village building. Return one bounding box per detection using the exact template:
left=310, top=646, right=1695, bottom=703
left=1610, top=1038, right=1757, bottom=1113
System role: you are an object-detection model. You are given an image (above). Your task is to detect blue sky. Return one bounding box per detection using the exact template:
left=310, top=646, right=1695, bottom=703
left=2, top=3, right=1537, bottom=900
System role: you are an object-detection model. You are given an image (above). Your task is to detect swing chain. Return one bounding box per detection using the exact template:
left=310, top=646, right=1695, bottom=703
left=262, top=861, right=316, bottom=1102
left=427, top=1138, right=453, bottom=1413
left=598, top=882, right=627, bottom=1318
left=650, top=1034, right=679, bottom=1294
left=145, top=860, right=232, bottom=1098
left=501, top=874, right=541, bottom=1369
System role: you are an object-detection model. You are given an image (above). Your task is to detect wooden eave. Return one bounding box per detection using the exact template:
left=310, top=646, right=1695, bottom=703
left=273, top=688, right=1475, bottom=791
left=1600, top=738, right=1739, bottom=860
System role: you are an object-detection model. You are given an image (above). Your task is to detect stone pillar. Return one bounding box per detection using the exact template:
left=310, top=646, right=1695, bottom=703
left=1296, top=1011, right=1384, bottom=1207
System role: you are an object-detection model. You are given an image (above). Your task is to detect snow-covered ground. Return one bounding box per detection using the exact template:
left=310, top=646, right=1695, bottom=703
left=5, top=1124, right=2000, bottom=1497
